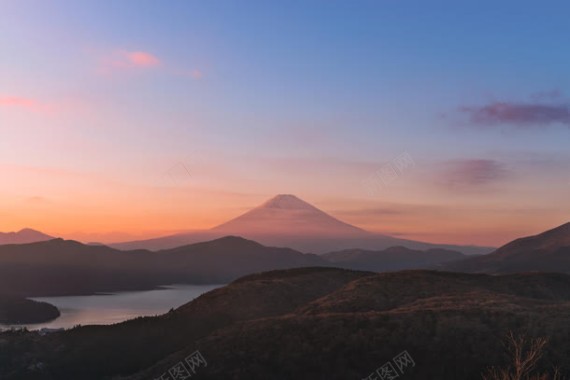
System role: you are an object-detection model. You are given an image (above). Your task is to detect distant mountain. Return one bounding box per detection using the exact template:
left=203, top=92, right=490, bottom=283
left=0, top=233, right=483, bottom=298
left=445, top=222, right=570, bottom=273
left=323, top=246, right=465, bottom=272
left=4, top=268, right=570, bottom=379
left=490, top=221, right=570, bottom=257
left=0, top=228, right=53, bottom=245
left=0, top=236, right=326, bottom=296
left=112, top=194, right=493, bottom=255
left=212, top=194, right=369, bottom=237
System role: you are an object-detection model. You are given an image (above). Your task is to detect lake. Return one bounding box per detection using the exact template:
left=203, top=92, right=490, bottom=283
left=0, top=284, right=222, bottom=331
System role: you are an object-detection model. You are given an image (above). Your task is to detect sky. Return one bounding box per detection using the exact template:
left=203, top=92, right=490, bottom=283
left=1, top=0, right=569, bottom=246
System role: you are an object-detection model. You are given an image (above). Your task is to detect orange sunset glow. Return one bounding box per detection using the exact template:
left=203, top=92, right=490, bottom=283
left=1, top=0, right=569, bottom=249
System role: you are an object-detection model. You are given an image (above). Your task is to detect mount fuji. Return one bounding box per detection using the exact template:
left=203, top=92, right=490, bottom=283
left=112, top=194, right=492, bottom=255
left=212, top=194, right=369, bottom=238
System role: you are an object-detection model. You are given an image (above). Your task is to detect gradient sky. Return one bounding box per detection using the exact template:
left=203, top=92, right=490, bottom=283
left=1, top=0, right=569, bottom=246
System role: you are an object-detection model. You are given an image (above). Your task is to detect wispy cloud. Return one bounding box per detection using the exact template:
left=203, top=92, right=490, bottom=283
left=457, top=91, right=570, bottom=129
left=25, top=196, right=51, bottom=205
left=123, top=51, right=160, bottom=67
left=96, top=50, right=205, bottom=80
left=0, top=96, right=36, bottom=108
left=189, top=69, right=203, bottom=79
left=334, top=207, right=406, bottom=218
left=0, top=95, right=51, bottom=113
left=438, top=159, right=509, bottom=190
left=460, top=102, right=570, bottom=128
left=171, top=67, right=205, bottom=80
left=98, top=50, right=161, bottom=74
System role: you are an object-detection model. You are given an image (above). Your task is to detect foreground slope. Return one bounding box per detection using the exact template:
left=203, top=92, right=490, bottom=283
left=0, top=268, right=370, bottom=379
left=2, top=268, right=570, bottom=379
left=127, top=270, right=570, bottom=380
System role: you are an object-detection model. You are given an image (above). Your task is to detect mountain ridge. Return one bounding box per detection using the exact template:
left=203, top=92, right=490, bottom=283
left=324, top=246, right=465, bottom=272
left=0, top=235, right=327, bottom=296
left=444, top=221, right=570, bottom=273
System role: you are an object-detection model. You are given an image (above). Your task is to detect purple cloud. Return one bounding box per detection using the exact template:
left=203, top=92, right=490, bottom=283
left=460, top=102, right=570, bottom=128
left=439, top=159, right=508, bottom=190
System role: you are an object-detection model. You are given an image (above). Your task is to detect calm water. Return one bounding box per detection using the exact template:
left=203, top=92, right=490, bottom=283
left=1, top=284, right=222, bottom=331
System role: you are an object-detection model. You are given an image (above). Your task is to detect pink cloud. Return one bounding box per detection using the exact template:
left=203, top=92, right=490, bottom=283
left=124, top=51, right=160, bottom=67
left=99, top=50, right=161, bottom=73
left=0, top=96, right=38, bottom=109
left=172, top=68, right=204, bottom=79
left=0, top=95, right=53, bottom=113
left=95, top=49, right=207, bottom=80
left=190, top=69, right=204, bottom=79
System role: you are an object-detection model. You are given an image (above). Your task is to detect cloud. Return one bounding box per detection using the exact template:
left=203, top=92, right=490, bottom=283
left=123, top=51, right=160, bottom=67
left=335, top=207, right=406, bottom=218
left=171, top=68, right=204, bottom=79
left=189, top=69, right=203, bottom=79
left=99, top=50, right=161, bottom=73
left=25, top=196, right=50, bottom=205
left=438, top=159, right=508, bottom=190
left=460, top=101, right=570, bottom=128
left=0, top=96, right=36, bottom=108
left=95, top=49, right=206, bottom=80
left=0, top=95, right=51, bottom=113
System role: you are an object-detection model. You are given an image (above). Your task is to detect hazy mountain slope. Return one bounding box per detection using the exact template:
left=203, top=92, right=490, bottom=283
left=155, top=236, right=328, bottom=282
left=0, top=237, right=327, bottom=296
left=323, top=246, right=465, bottom=271
left=0, top=229, right=53, bottom=245
left=445, top=222, right=570, bottom=273
left=3, top=268, right=570, bottom=379
left=0, top=239, right=163, bottom=296
left=112, top=195, right=493, bottom=255
left=111, top=231, right=219, bottom=251
left=494, top=222, right=570, bottom=256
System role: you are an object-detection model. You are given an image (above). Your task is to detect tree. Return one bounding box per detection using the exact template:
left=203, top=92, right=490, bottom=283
left=482, top=332, right=562, bottom=380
